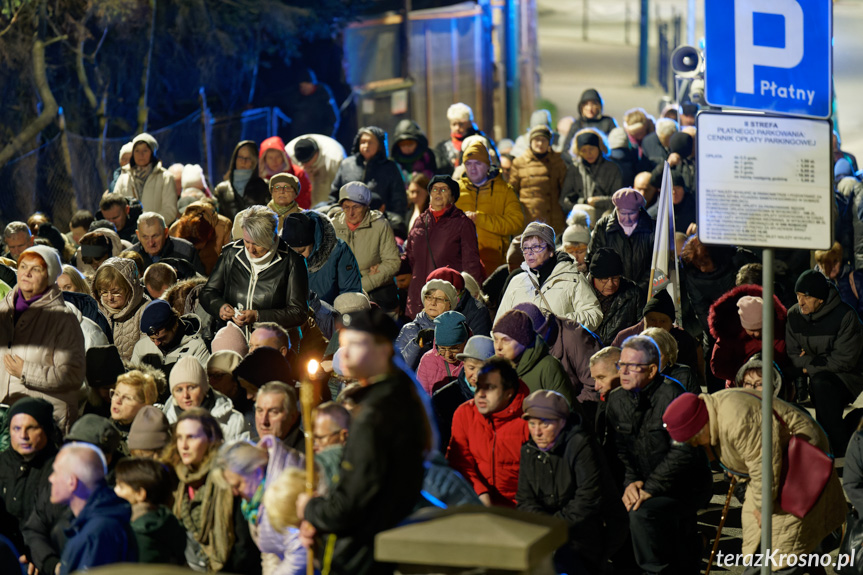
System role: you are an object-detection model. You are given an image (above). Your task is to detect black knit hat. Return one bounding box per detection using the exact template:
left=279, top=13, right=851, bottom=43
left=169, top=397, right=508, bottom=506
left=795, top=269, right=830, bottom=301
left=643, top=289, right=675, bottom=321
left=293, top=138, right=319, bottom=164
left=6, top=397, right=55, bottom=435
left=86, top=345, right=126, bottom=389
left=428, top=175, right=460, bottom=203
left=233, top=347, right=295, bottom=387
left=281, top=212, right=316, bottom=248
left=589, top=248, right=624, bottom=279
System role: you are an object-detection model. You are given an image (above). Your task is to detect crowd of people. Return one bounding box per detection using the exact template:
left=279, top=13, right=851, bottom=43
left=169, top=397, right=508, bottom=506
left=0, top=90, right=861, bottom=575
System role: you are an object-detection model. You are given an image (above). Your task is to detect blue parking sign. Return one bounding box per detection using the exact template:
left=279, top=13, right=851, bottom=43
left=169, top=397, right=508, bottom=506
left=705, top=0, right=832, bottom=118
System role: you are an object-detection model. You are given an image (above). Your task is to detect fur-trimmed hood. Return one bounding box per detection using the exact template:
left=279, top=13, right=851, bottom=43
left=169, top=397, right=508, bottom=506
left=708, top=284, right=787, bottom=341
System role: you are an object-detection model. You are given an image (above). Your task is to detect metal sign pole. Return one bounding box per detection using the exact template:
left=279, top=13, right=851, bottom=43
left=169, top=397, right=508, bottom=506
left=760, top=247, right=774, bottom=573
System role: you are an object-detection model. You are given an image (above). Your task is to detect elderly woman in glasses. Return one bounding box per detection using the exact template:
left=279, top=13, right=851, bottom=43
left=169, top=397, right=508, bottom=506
left=495, top=222, right=601, bottom=331
left=403, top=175, right=485, bottom=318
left=396, top=278, right=458, bottom=370
left=201, top=205, right=309, bottom=334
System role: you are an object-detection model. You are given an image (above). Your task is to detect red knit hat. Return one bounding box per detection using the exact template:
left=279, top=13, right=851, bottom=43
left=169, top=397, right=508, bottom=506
left=662, top=392, right=708, bottom=442
left=426, top=267, right=465, bottom=292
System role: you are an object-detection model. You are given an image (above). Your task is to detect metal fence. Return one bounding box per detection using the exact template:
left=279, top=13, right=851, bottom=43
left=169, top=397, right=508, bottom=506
left=0, top=104, right=291, bottom=230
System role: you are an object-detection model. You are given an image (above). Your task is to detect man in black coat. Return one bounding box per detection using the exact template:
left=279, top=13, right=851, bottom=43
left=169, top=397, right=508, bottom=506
left=606, top=335, right=711, bottom=574
left=517, top=390, right=628, bottom=574
left=297, top=308, right=431, bottom=575
left=131, top=212, right=205, bottom=275
left=787, top=270, right=863, bottom=457
left=0, top=398, right=59, bottom=558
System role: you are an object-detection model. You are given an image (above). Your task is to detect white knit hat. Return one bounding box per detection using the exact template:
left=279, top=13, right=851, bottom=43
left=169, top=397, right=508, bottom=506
left=21, top=245, right=62, bottom=285
left=169, top=356, right=209, bottom=394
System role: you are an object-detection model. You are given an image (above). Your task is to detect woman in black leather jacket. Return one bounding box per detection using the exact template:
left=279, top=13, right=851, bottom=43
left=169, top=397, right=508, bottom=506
left=200, top=205, right=309, bottom=333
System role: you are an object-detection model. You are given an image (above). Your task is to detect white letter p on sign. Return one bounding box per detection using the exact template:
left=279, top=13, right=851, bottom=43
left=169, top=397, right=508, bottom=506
left=734, top=0, right=804, bottom=94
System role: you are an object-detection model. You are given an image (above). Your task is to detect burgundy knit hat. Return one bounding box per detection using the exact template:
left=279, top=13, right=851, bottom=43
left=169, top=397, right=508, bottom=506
left=426, top=267, right=466, bottom=292
left=662, top=392, right=708, bottom=442
left=492, top=310, right=535, bottom=349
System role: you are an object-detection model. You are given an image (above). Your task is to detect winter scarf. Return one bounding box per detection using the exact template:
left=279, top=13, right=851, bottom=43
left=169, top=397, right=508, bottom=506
left=240, top=475, right=266, bottom=525
left=175, top=452, right=235, bottom=572
left=14, top=289, right=46, bottom=324
left=451, top=131, right=467, bottom=153
left=267, top=200, right=297, bottom=218
left=132, top=164, right=155, bottom=199
left=232, top=169, right=253, bottom=197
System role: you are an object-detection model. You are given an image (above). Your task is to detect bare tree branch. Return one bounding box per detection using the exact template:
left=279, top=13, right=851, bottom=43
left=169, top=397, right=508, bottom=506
left=0, top=37, right=61, bottom=169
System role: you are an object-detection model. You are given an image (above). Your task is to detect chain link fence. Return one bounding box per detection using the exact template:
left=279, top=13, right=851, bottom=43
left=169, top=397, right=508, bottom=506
left=0, top=106, right=290, bottom=231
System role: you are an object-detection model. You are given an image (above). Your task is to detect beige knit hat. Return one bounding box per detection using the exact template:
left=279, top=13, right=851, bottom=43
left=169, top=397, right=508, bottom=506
left=169, top=356, right=209, bottom=394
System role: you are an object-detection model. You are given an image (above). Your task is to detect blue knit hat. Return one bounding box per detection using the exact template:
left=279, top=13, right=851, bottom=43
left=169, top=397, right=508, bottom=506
left=433, top=311, right=469, bottom=347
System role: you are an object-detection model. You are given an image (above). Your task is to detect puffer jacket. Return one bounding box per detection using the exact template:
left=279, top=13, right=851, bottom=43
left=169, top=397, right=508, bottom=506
left=302, top=210, right=362, bottom=304
left=395, top=311, right=435, bottom=370
left=509, top=148, right=567, bottom=235
left=496, top=257, right=602, bottom=331
left=404, top=205, right=486, bottom=318
left=786, top=285, right=863, bottom=397
left=447, top=381, right=530, bottom=507
left=605, top=375, right=712, bottom=500
left=708, top=284, right=788, bottom=383
left=163, top=389, right=250, bottom=441
left=169, top=200, right=233, bottom=275
left=213, top=140, right=271, bottom=222
left=515, top=337, right=576, bottom=408
left=545, top=315, right=603, bottom=404
left=0, top=285, right=86, bottom=430
left=258, top=136, right=312, bottom=209
left=416, top=346, right=463, bottom=396
left=95, top=257, right=149, bottom=361
left=114, top=161, right=178, bottom=224
left=517, top=422, right=628, bottom=564
left=456, top=171, right=525, bottom=277
left=74, top=229, right=128, bottom=277
left=330, top=208, right=400, bottom=293
left=560, top=156, right=624, bottom=214
left=837, top=176, right=863, bottom=270
left=200, top=238, right=309, bottom=332
left=588, top=209, right=655, bottom=291
left=391, top=119, right=437, bottom=181
left=329, top=127, right=407, bottom=216
left=130, top=314, right=211, bottom=367
left=703, top=390, right=845, bottom=567
left=592, top=275, right=644, bottom=345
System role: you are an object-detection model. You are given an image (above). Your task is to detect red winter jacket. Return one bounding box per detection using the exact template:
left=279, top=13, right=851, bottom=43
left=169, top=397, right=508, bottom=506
left=446, top=381, right=530, bottom=507
left=707, top=284, right=788, bottom=384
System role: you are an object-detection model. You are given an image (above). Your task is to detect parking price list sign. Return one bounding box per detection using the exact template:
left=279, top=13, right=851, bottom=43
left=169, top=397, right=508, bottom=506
left=696, top=111, right=832, bottom=250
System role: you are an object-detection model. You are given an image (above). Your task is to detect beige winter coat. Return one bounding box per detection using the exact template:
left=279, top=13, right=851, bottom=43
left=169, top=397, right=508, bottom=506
left=96, top=257, right=149, bottom=361
left=702, top=390, right=845, bottom=568
left=330, top=209, right=400, bottom=293
left=0, top=285, right=86, bottom=431
left=114, top=161, right=179, bottom=224
left=509, top=148, right=567, bottom=235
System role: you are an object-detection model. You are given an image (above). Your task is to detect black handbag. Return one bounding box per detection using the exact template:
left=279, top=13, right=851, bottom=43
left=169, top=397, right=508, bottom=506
left=837, top=508, right=863, bottom=574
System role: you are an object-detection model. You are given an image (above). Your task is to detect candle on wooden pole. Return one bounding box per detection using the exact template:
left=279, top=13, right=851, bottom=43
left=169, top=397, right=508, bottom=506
left=300, top=359, right=318, bottom=575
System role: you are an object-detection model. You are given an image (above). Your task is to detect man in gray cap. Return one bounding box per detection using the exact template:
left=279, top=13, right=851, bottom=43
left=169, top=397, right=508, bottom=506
left=432, top=335, right=495, bottom=448
left=297, top=308, right=432, bottom=575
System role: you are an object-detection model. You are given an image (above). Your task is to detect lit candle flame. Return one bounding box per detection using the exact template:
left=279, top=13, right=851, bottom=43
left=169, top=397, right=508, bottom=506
left=308, top=359, right=319, bottom=376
